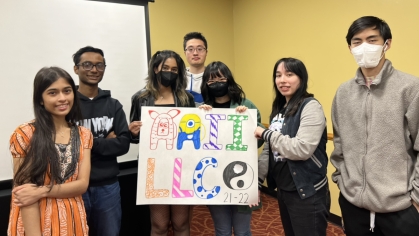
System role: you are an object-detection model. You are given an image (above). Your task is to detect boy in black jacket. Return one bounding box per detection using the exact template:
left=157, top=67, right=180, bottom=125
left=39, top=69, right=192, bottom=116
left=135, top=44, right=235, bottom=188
left=73, top=46, right=130, bottom=236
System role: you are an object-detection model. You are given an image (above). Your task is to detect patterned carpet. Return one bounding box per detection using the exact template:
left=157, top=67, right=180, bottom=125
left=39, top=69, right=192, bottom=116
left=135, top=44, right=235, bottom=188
left=190, top=192, right=345, bottom=236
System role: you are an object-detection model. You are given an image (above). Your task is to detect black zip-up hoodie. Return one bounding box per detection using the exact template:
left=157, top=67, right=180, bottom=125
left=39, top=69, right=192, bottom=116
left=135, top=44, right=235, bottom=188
left=77, top=88, right=130, bottom=186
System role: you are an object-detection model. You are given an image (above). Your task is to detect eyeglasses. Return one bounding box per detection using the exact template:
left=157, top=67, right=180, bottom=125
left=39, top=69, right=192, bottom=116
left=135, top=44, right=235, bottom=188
left=77, top=61, right=106, bottom=71
left=207, top=77, right=227, bottom=84
left=185, top=46, right=207, bottom=54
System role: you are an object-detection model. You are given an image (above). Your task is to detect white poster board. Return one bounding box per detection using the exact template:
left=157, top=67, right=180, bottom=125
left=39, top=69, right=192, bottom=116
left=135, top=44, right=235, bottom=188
left=0, top=0, right=149, bottom=180
left=136, top=107, right=259, bottom=205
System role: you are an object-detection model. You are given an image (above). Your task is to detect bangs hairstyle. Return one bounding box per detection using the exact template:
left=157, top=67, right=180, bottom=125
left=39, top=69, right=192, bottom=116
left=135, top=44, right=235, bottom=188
left=201, top=61, right=245, bottom=105
left=140, top=50, right=190, bottom=106
left=270, top=58, right=313, bottom=121
left=14, top=67, right=83, bottom=187
left=346, top=16, right=392, bottom=45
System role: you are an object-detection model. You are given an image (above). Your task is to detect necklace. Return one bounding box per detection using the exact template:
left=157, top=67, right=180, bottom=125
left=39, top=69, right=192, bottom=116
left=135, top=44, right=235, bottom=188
left=157, top=91, right=173, bottom=101
left=56, top=125, right=67, bottom=138
left=56, top=129, right=65, bottom=138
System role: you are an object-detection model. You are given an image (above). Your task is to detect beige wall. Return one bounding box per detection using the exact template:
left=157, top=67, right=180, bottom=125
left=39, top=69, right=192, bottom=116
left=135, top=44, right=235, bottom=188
left=148, top=0, right=235, bottom=71
left=149, top=0, right=419, bottom=217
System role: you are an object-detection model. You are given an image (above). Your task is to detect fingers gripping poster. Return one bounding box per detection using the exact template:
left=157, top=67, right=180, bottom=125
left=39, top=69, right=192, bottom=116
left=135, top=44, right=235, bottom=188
left=136, top=107, right=259, bottom=205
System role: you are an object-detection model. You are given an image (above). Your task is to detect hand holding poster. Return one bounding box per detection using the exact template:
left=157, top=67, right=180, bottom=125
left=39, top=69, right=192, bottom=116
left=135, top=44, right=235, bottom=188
left=136, top=107, right=259, bottom=205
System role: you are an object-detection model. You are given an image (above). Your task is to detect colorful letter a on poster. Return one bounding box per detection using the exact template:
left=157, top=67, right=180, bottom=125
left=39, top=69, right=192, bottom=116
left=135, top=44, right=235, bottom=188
left=177, top=114, right=202, bottom=150
left=149, top=109, right=180, bottom=150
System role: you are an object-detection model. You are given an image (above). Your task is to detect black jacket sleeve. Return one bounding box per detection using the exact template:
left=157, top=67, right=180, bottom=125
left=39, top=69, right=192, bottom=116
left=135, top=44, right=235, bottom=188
left=129, top=92, right=142, bottom=144
left=91, top=100, right=131, bottom=157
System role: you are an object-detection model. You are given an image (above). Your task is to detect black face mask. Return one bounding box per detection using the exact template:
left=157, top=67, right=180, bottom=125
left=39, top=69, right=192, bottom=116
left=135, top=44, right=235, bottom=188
left=208, top=82, right=229, bottom=97
left=158, top=71, right=177, bottom=87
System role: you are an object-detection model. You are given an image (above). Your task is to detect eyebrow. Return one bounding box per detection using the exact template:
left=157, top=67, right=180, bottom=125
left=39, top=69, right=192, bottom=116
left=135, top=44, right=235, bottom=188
left=351, top=35, right=380, bottom=42
left=186, top=45, right=205, bottom=48
left=46, top=86, right=72, bottom=92
left=366, top=35, right=379, bottom=40
left=163, top=65, right=177, bottom=68
left=81, top=61, right=104, bottom=64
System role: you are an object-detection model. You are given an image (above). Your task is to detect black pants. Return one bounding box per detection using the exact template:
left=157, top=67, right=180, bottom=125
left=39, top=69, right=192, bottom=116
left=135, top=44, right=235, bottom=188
left=277, top=185, right=330, bottom=236
left=339, top=193, right=419, bottom=236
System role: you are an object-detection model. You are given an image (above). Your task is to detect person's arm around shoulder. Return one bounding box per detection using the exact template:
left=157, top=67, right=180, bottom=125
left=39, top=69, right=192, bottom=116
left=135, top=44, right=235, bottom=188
left=13, top=127, right=93, bottom=206
left=255, top=100, right=325, bottom=160
left=91, top=100, right=130, bottom=156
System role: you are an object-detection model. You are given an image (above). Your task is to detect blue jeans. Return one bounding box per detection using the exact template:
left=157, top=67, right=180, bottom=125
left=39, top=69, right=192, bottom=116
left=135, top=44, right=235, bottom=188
left=208, top=205, right=252, bottom=236
left=82, top=181, right=122, bottom=236
left=277, top=185, right=330, bottom=236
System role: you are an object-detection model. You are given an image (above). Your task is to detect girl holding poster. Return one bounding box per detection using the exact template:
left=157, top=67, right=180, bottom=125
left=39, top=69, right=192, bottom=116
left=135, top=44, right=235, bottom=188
left=255, top=58, right=330, bottom=236
left=199, top=61, right=263, bottom=236
left=129, top=50, right=195, bottom=236
left=8, top=67, right=92, bottom=236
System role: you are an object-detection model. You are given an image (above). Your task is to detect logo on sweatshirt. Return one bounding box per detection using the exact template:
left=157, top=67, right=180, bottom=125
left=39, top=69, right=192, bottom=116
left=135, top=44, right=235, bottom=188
left=77, top=116, right=114, bottom=138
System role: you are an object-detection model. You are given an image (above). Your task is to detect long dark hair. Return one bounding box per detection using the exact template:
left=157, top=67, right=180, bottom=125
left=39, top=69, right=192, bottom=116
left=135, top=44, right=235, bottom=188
left=270, top=58, right=313, bottom=121
left=201, top=61, right=245, bottom=106
left=141, top=50, right=190, bottom=106
left=14, top=67, right=83, bottom=187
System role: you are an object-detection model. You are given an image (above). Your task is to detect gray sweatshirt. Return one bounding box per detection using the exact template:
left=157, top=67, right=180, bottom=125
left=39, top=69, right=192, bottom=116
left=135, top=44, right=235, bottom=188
left=331, top=60, right=419, bottom=213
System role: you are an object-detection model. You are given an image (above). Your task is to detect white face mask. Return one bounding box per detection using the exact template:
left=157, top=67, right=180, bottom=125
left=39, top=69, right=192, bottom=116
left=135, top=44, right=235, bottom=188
left=351, top=40, right=388, bottom=68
